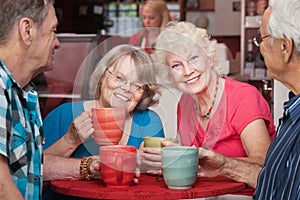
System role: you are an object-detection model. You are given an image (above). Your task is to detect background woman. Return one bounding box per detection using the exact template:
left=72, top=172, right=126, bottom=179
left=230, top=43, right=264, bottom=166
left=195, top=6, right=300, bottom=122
left=129, top=0, right=170, bottom=54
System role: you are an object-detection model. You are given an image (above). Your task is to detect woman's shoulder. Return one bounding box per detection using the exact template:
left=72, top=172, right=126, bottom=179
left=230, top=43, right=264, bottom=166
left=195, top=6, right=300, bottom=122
left=44, top=101, right=86, bottom=121
left=129, top=31, right=145, bottom=45
left=52, top=101, right=85, bottom=111
left=225, top=77, right=260, bottom=96
left=224, top=77, right=270, bottom=109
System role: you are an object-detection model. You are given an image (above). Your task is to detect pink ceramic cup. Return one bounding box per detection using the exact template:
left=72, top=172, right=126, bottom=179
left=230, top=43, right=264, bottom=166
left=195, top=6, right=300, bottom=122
left=100, top=145, right=137, bottom=188
left=92, top=108, right=126, bottom=145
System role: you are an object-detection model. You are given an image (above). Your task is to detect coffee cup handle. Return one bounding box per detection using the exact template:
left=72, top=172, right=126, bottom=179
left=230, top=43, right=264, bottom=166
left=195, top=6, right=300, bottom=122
left=116, top=155, right=123, bottom=184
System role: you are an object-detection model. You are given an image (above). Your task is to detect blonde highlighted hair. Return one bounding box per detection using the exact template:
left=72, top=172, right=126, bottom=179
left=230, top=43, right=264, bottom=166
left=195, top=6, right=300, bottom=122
left=141, top=0, right=171, bottom=28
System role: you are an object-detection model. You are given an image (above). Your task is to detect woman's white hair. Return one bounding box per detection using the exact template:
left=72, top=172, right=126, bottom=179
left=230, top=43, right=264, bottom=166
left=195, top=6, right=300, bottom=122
left=154, top=21, right=223, bottom=75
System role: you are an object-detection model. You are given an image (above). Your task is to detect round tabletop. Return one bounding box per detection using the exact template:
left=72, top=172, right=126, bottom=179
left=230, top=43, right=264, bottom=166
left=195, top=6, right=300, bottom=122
left=50, top=174, right=247, bottom=199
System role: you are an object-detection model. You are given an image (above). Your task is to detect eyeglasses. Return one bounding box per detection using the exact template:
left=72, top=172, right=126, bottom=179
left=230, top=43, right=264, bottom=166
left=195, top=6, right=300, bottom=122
left=106, top=68, right=145, bottom=93
left=253, top=34, right=271, bottom=47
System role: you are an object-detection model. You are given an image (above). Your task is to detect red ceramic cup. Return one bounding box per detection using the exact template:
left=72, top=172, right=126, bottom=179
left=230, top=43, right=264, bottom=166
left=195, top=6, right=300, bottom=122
left=92, top=108, right=126, bottom=145
left=100, top=145, right=137, bottom=188
left=92, top=108, right=126, bottom=122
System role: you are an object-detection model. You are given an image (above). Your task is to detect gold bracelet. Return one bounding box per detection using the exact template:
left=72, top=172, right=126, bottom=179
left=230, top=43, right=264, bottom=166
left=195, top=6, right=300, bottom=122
left=80, top=157, right=94, bottom=180
left=79, top=157, right=87, bottom=180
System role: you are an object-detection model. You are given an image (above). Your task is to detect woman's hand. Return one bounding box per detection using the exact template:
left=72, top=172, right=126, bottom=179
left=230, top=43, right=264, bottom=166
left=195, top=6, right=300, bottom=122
left=139, top=147, right=162, bottom=174
left=139, top=141, right=179, bottom=175
left=45, top=112, right=94, bottom=157
left=64, top=112, right=94, bottom=145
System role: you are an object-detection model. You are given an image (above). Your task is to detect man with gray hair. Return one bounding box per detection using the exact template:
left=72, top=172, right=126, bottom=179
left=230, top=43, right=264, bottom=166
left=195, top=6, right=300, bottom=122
left=0, top=0, right=60, bottom=199
left=197, top=0, right=300, bottom=199
left=253, top=0, right=300, bottom=198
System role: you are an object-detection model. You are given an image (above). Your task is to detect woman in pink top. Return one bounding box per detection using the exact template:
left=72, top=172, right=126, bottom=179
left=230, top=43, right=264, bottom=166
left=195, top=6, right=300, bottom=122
left=141, top=21, right=276, bottom=197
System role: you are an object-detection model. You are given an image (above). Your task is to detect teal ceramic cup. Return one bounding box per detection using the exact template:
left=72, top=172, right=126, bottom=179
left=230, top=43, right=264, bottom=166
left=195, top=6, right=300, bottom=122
left=162, top=146, right=199, bottom=190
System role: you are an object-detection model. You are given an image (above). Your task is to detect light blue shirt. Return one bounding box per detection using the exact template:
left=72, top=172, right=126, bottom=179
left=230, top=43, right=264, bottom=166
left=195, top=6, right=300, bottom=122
left=0, top=60, right=43, bottom=200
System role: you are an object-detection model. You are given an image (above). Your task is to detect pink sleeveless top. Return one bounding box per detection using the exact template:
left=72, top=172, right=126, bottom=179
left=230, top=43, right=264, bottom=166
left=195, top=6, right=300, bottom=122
left=177, top=77, right=275, bottom=157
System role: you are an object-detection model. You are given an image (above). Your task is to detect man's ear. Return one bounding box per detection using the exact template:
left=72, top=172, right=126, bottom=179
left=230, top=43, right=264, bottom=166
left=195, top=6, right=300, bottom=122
left=281, top=36, right=294, bottom=63
left=19, top=18, right=34, bottom=46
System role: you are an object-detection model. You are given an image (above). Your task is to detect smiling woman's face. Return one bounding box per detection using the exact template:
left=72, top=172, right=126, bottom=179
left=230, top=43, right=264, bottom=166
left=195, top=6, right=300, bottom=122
left=99, top=55, right=144, bottom=112
left=165, top=46, right=213, bottom=94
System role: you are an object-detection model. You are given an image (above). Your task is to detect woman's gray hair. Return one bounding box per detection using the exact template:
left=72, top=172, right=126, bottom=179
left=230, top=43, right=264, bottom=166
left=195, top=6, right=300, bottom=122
left=268, top=0, right=300, bottom=56
left=154, top=21, right=222, bottom=75
left=89, top=44, right=160, bottom=110
left=0, top=0, right=54, bottom=45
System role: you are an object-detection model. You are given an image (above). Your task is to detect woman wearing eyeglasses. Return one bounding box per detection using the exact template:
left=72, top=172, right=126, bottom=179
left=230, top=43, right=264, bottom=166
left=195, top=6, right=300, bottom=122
left=141, top=21, right=275, bottom=198
left=42, top=44, right=164, bottom=199
left=44, top=44, right=163, bottom=155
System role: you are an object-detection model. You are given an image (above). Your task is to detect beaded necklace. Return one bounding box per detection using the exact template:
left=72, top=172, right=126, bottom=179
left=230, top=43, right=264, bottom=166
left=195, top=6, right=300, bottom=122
left=200, top=77, right=219, bottom=119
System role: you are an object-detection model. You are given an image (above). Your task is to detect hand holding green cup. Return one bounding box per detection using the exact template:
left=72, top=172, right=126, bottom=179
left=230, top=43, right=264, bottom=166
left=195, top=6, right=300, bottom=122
left=144, top=137, right=176, bottom=148
left=140, top=137, right=176, bottom=173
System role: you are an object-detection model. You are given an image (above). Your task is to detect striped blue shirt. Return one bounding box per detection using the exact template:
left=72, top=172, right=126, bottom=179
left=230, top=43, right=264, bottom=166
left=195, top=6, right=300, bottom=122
left=254, top=92, right=300, bottom=200
left=0, top=60, right=43, bottom=200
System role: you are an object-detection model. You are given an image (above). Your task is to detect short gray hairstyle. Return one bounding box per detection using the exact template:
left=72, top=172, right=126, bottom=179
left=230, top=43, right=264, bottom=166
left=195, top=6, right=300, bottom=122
left=0, top=0, right=54, bottom=45
left=268, top=0, right=300, bottom=56
left=89, top=44, right=160, bottom=110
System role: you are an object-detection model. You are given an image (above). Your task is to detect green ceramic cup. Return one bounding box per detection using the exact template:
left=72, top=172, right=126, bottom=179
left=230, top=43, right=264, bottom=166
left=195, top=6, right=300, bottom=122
left=162, top=146, right=199, bottom=190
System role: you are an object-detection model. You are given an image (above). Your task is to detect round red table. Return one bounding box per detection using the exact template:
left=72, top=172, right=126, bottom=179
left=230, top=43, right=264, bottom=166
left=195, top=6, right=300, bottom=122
left=50, top=174, right=246, bottom=199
